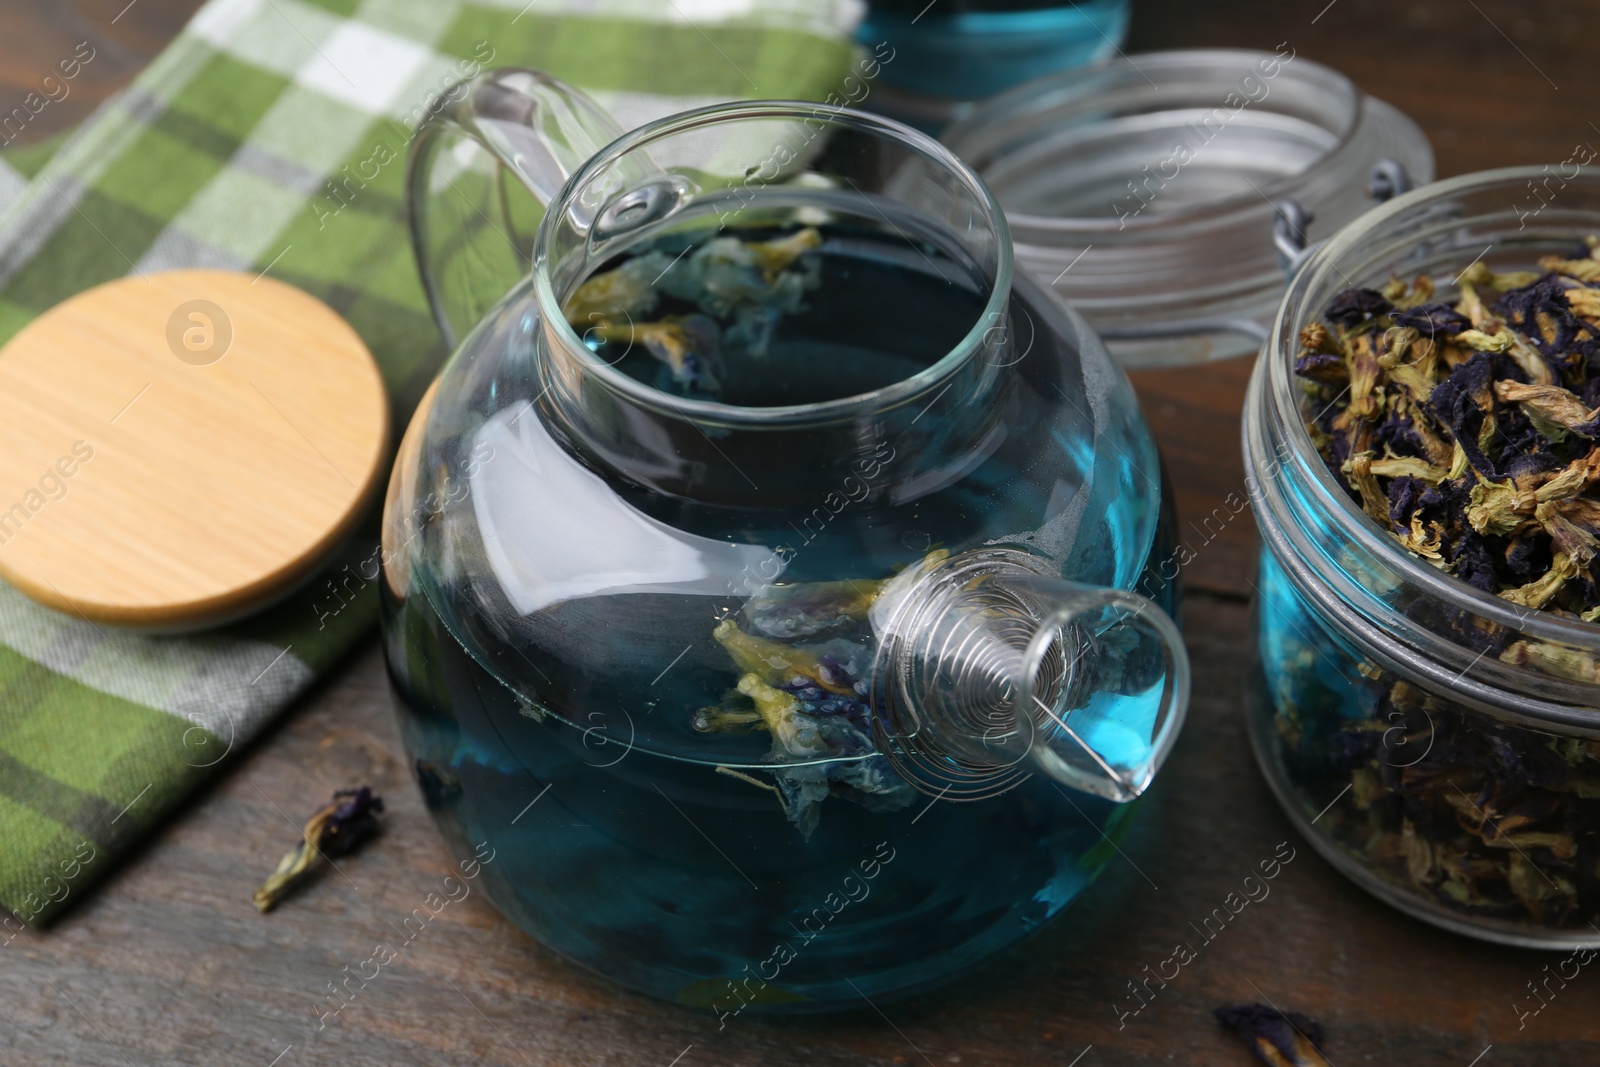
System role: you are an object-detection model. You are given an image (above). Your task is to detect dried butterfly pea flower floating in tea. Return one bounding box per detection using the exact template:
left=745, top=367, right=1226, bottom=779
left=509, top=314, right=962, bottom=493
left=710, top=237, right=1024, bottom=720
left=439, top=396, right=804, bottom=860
left=1261, top=243, right=1600, bottom=934
left=693, top=563, right=925, bottom=837
left=560, top=216, right=1001, bottom=408
left=563, top=227, right=823, bottom=398
left=567, top=224, right=979, bottom=835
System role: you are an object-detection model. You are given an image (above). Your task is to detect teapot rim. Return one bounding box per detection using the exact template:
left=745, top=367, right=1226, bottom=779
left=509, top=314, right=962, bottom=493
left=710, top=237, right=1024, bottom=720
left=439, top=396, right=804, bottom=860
left=530, top=99, right=1017, bottom=428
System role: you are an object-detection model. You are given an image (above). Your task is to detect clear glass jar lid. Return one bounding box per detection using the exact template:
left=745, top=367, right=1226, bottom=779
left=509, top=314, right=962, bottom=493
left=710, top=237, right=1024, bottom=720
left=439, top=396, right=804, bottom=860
left=941, top=49, right=1435, bottom=367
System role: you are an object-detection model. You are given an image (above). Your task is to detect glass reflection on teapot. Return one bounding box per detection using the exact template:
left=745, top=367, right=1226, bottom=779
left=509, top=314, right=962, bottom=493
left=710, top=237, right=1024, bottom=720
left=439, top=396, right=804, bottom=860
left=381, top=69, right=1188, bottom=1011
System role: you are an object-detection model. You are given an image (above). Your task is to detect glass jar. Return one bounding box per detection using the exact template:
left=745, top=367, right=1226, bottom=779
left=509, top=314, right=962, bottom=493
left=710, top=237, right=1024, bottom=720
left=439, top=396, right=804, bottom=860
left=942, top=50, right=1434, bottom=368
left=1244, top=167, right=1600, bottom=948
left=857, top=0, right=1131, bottom=130
left=382, top=70, right=1189, bottom=1010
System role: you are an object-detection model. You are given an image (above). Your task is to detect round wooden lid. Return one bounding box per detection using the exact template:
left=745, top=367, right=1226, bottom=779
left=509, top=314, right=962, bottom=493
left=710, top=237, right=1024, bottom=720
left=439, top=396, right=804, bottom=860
left=0, top=270, right=390, bottom=629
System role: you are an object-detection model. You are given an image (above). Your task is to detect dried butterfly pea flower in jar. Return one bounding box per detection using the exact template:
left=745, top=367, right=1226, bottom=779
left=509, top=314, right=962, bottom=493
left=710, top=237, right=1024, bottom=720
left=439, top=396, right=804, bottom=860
left=1245, top=167, right=1600, bottom=947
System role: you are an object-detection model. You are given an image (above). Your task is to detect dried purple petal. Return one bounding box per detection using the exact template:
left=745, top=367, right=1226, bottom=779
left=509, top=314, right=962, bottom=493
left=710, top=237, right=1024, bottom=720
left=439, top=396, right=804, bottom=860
left=1294, top=350, right=1347, bottom=385
left=1493, top=276, right=1599, bottom=377
left=1325, top=727, right=1381, bottom=770
left=321, top=787, right=384, bottom=857
left=1390, top=303, right=1473, bottom=338
left=1486, top=733, right=1570, bottom=789
left=1449, top=534, right=1500, bottom=592
left=1387, top=474, right=1428, bottom=529
left=1426, top=352, right=1541, bottom=480
left=1504, top=531, right=1553, bottom=583
left=1419, top=475, right=1472, bottom=519
left=1373, top=406, right=1434, bottom=464
left=1214, top=1003, right=1330, bottom=1066
left=1324, top=287, right=1394, bottom=328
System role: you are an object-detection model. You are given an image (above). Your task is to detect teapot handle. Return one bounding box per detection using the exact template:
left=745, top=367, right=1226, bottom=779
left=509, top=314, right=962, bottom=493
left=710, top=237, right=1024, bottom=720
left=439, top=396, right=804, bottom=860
left=406, top=68, right=629, bottom=349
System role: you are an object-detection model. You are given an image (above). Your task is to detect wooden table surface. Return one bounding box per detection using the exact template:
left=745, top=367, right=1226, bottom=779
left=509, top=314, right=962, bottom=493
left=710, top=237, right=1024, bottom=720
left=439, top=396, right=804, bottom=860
left=4, top=2, right=1598, bottom=1065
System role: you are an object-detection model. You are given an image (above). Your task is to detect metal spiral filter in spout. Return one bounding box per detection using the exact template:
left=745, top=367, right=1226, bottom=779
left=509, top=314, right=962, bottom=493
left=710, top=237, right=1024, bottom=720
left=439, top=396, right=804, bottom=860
left=870, top=549, right=1188, bottom=803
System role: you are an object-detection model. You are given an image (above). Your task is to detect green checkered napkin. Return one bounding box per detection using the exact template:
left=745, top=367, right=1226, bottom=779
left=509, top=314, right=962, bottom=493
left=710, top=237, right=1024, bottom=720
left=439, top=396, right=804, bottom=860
left=0, top=0, right=859, bottom=926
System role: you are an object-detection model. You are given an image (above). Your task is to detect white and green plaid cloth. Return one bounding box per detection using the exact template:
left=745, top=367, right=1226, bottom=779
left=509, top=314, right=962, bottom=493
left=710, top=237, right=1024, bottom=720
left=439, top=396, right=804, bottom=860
left=0, top=0, right=861, bottom=926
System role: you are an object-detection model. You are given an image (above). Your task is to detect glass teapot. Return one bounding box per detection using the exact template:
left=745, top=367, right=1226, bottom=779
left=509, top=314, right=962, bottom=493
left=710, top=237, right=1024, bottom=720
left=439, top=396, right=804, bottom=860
left=380, top=69, right=1189, bottom=1012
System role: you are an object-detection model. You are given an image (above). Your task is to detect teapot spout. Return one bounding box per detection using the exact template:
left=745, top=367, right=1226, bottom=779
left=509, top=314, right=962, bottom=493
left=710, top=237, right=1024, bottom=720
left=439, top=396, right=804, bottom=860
left=870, top=548, right=1189, bottom=803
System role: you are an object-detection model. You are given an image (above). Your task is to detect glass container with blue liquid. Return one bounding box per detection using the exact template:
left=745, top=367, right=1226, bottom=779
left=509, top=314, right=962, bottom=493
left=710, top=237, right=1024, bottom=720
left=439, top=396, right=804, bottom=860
left=858, top=0, right=1131, bottom=127
left=382, top=69, right=1188, bottom=1011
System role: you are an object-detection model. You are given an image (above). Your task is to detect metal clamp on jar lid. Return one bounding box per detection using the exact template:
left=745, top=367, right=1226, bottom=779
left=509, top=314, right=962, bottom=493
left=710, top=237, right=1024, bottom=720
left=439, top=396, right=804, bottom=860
left=940, top=48, right=1435, bottom=367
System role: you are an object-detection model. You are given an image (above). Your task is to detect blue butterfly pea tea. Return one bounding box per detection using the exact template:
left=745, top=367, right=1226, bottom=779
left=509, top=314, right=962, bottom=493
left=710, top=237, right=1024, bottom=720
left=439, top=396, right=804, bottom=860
left=381, top=72, right=1190, bottom=1010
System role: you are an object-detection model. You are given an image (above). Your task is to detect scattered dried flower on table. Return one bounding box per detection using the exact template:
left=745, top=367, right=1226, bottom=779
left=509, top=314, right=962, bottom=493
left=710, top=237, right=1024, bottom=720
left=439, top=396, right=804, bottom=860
left=1214, top=1003, right=1331, bottom=1067
left=253, top=787, right=384, bottom=913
